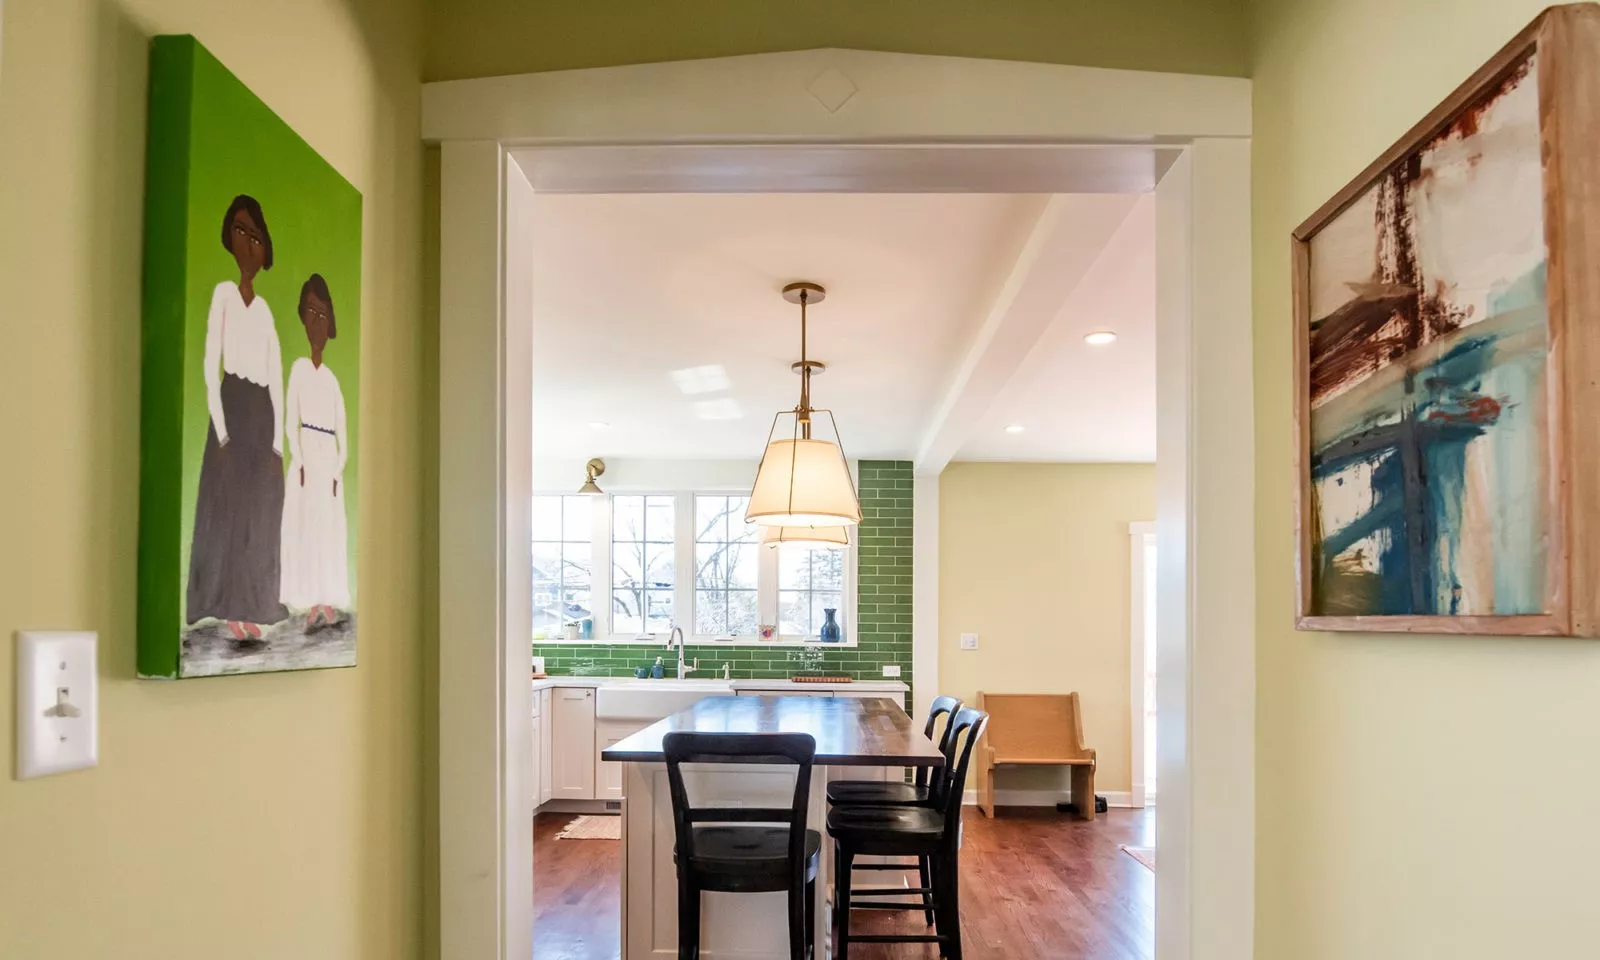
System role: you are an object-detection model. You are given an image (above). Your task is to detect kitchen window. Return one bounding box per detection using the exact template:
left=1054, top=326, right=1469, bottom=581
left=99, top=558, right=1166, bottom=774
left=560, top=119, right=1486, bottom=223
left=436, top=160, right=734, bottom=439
left=530, top=490, right=855, bottom=644
left=611, top=495, right=676, bottom=637
left=530, top=495, right=593, bottom=641
left=692, top=495, right=761, bottom=638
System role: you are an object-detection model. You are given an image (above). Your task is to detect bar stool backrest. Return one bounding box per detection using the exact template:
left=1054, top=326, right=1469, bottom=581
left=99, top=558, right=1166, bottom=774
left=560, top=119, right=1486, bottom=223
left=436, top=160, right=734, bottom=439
left=931, top=707, right=989, bottom=822
left=918, top=695, right=964, bottom=789
left=662, top=732, right=817, bottom=879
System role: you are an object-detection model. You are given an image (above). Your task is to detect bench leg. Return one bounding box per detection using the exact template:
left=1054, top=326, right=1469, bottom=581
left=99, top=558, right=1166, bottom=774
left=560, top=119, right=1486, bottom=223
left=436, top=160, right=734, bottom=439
left=1072, top=765, right=1096, bottom=821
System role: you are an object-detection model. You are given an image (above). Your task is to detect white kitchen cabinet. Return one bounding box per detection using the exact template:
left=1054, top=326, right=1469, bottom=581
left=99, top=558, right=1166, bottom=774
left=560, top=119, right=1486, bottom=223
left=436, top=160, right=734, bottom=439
left=539, top=688, right=553, bottom=805
left=595, top=718, right=655, bottom=801
left=530, top=705, right=544, bottom=809
left=550, top=686, right=597, bottom=800
left=835, top=689, right=904, bottom=709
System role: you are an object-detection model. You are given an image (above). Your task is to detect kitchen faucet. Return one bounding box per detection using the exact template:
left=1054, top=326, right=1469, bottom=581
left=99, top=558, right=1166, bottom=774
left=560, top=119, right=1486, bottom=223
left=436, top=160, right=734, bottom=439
left=667, top=625, right=697, bottom=679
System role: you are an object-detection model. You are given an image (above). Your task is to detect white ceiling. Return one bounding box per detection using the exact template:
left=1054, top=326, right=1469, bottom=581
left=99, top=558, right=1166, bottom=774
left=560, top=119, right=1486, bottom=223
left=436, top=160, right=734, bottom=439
left=529, top=192, right=1155, bottom=465
left=955, top=194, right=1156, bottom=462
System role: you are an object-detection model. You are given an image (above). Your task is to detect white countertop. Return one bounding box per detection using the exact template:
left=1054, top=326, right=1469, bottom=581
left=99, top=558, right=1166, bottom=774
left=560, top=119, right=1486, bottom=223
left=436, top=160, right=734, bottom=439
left=529, top=676, right=908, bottom=693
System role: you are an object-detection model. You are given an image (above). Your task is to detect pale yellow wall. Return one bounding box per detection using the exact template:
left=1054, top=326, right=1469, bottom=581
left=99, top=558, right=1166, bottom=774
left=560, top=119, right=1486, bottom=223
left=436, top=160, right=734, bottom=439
left=422, top=0, right=1251, bottom=83
left=1252, top=1, right=1600, bottom=956
left=939, top=462, right=1155, bottom=794
left=0, top=1, right=428, bottom=957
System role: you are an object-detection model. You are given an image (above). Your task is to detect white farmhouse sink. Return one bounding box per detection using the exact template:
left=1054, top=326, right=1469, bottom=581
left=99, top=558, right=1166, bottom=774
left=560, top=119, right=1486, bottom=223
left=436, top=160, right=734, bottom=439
left=595, top=679, right=733, bottom=721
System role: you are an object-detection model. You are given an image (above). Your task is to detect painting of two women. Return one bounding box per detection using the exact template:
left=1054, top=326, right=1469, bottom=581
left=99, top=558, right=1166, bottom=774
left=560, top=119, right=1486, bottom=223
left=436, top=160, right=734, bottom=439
left=138, top=36, right=362, bottom=679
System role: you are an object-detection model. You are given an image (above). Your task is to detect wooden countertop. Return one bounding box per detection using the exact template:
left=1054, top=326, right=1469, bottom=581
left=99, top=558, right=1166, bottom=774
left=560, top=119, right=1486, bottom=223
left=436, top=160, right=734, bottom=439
left=601, top=695, right=946, bottom=767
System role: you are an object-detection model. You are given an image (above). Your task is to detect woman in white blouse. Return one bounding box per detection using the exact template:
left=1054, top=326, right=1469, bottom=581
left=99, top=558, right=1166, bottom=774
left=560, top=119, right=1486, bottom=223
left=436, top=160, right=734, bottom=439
left=280, top=274, right=350, bottom=623
left=186, top=195, right=289, bottom=641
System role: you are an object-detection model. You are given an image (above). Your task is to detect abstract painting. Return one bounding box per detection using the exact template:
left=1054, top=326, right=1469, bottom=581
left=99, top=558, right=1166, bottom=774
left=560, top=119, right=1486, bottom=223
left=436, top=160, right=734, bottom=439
left=1294, top=6, right=1600, bottom=635
left=138, top=36, right=362, bottom=676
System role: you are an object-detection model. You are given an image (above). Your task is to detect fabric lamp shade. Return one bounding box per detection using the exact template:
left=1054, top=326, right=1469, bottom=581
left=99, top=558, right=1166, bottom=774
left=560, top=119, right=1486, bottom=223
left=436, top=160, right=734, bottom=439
left=762, top=524, right=850, bottom=549
left=746, top=438, right=861, bottom=527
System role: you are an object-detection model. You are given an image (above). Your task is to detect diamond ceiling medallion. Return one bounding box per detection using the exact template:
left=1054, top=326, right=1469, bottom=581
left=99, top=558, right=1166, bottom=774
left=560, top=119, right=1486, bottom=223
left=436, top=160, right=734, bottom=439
left=806, top=68, right=858, bottom=114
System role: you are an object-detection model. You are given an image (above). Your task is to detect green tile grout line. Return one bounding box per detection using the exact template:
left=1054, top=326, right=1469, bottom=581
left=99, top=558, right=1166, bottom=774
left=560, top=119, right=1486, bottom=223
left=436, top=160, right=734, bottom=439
left=531, top=460, right=913, bottom=687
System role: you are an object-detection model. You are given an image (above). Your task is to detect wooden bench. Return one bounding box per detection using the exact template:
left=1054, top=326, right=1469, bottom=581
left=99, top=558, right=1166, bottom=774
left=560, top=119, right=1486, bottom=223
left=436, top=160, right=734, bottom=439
left=974, top=692, right=1098, bottom=820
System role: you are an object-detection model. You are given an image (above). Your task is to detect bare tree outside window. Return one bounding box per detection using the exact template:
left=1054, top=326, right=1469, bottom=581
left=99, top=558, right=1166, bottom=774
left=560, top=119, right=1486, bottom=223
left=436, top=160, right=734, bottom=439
left=612, top=495, right=675, bottom=635
left=693, top=495, right=759, bottom=636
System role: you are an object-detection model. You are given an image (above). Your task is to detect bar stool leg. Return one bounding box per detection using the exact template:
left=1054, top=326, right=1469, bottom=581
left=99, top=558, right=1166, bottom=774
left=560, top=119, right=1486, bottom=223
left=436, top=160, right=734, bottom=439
left=805, top=876, right=817, bottom=960
left=934, top=851, right=962, bottom=960
left=677, top=879, right=701, bottom=960
left=835, top=847, right=854, bottom=960
left=916, top=854, right=935, bottom=926
left=787, top=880, right=807, bottom=960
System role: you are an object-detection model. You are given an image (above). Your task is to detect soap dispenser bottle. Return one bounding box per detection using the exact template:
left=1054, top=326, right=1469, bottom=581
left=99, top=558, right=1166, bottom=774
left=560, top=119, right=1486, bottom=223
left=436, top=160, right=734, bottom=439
left=651, top=656, right=664, bottom=679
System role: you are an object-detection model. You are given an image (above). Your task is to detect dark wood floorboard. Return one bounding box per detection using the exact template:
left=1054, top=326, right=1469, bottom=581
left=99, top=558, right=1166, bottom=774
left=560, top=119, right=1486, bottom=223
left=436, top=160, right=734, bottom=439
left=533, top=807, right=1153, bottom=960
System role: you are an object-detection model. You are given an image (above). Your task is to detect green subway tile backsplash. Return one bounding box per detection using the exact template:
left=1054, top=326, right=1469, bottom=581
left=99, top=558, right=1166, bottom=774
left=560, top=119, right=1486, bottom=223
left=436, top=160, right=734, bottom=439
left=531, top=461, right=914, bottom=684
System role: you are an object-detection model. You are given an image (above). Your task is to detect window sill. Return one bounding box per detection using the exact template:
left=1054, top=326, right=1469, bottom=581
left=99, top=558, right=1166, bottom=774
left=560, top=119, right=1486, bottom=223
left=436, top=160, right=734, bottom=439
left=532, top=635, right=860, bottom=649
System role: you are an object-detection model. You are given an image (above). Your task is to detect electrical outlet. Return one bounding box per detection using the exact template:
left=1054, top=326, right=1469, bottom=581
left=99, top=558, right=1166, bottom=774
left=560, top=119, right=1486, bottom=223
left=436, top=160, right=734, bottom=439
left=959, top=633, right=979, bottom=651
left=882, top=665, right=901, bottom=678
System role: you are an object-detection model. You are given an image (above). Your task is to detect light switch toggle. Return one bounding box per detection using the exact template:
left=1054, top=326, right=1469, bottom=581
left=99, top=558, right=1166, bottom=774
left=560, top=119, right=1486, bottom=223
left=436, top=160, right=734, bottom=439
left=44, top=687, right=82, bottom=719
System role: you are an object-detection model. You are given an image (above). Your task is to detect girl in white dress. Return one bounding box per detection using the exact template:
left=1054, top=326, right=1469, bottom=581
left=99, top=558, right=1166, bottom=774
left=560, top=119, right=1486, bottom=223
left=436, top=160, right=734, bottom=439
left=280, top=274, right=350, bottom=623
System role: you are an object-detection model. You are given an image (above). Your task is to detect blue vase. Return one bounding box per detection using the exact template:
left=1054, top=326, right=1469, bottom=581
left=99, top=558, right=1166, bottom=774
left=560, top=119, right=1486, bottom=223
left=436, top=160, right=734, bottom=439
left=820, top=608, right=843, bottom=643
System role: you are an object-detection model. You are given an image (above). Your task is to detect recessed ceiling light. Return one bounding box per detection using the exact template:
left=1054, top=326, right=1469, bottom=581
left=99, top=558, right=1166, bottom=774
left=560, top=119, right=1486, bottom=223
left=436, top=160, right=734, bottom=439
left=1004, top=424, right=1026, bottom=434
left=587, top=420, right=610, bottom=430
left=1084, top=330, right=1118, bottom=345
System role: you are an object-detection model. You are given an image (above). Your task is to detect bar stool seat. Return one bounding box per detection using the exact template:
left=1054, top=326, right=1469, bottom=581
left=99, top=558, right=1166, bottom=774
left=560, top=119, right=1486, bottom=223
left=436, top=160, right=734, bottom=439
left=827, top=805, right=944, bottom=844
left=824, top=780, right=932, bottom=807
left=682, top=826, right=822, bottom=891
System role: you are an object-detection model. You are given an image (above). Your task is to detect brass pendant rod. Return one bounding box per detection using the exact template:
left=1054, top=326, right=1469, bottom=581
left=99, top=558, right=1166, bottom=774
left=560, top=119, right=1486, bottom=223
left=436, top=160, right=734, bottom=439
left=797, top=288, right=813, bottom=440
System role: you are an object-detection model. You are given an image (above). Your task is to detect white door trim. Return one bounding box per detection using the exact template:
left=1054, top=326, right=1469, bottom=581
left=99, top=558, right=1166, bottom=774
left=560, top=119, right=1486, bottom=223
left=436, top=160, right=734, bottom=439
left=1129, top=520, right=1157, bottom=810
left=428, top=48, right=1253, bottom=960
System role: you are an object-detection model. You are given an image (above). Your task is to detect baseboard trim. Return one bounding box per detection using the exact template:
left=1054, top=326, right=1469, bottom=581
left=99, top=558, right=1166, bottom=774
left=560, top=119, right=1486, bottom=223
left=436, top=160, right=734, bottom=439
left=535, top=798, right=623, bottom=816
left=962, top=788, right=1142, bottom=809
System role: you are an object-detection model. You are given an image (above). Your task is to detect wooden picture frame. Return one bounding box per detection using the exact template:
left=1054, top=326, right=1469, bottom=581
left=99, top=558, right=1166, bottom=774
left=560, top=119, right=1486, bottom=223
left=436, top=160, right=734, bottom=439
left=1293, top=4, right=1600, bottom=635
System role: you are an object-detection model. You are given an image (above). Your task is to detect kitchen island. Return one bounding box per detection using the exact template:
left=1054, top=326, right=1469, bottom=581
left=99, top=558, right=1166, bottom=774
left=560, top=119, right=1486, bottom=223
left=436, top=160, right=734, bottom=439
left=602, top=695, right=944, bottom=960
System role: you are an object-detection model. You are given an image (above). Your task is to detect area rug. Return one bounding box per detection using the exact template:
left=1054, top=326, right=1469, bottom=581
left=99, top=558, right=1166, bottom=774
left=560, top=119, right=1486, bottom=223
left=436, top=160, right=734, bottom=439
left=554, top=815, right=622, bottom=840
left=1120, top=845, right=1156, bottom=871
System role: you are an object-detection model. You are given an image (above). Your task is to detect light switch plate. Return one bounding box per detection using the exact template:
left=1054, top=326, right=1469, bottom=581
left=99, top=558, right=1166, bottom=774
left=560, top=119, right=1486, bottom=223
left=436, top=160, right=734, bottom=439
left=882, top=665, right=901, bottom=678
left=960, top=633, right=979, bottom=651
left=15, top=631, right=98, bottom=780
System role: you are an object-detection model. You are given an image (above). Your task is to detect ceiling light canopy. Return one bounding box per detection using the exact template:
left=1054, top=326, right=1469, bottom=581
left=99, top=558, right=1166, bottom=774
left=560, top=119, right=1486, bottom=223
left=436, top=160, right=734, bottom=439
left=1084, top=330, right=1118, bottom=345
left=1004, top=424, right=1026, bottom=434
left=745, top=282, right=862, bottom=529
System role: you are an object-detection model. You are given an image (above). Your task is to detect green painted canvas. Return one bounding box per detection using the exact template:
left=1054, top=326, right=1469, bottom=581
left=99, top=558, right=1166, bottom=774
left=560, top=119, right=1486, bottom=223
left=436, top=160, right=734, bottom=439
left=138, top=36, right=362, bottom=678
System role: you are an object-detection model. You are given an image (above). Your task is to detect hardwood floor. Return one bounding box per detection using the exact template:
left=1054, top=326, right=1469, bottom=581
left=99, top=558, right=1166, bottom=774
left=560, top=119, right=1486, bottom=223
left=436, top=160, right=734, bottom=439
left=533, top=806, right=1154, bottom=960
left=533, top=813, right=623, bottom=960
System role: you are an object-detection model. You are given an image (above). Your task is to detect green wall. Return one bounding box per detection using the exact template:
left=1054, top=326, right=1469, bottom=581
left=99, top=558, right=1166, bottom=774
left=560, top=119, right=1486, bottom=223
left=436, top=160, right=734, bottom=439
left=423, top=0, right=1251, bottom=82
left=532, top=461, right=914, bottom=684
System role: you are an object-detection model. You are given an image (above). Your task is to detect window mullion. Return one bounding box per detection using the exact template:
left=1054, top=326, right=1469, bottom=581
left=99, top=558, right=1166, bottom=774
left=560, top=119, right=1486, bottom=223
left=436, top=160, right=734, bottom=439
left=759, top=536, right=778, bottom=628
left=676, top=493, right=694, bottom=639
left=594, top=494, right=612, bottom=639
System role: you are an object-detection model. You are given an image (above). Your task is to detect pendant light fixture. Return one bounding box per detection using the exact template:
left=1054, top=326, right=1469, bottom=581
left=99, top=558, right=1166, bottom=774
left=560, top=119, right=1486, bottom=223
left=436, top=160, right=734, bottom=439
left=745, top=282, right=862, bottom=528
left=762, top=524, right=850, bottom=549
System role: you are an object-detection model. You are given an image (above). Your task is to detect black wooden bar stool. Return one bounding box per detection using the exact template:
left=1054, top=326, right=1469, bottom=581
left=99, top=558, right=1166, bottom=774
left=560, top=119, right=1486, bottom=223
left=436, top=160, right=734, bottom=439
left=663, top=731, right=820, bottom=960
left=824, top=694, right=962, bottom=924
left=828, top=707, right=989, bottom=960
